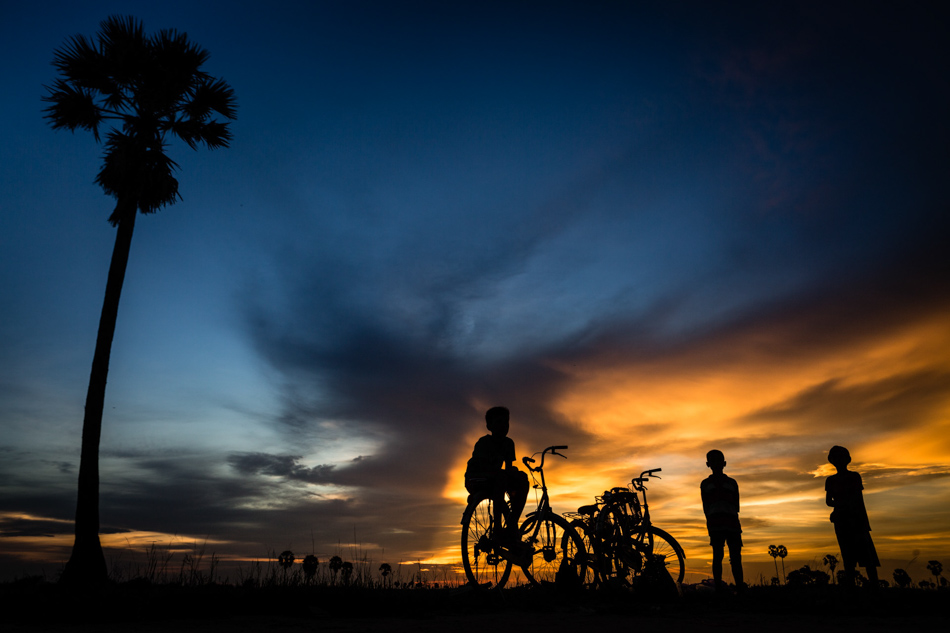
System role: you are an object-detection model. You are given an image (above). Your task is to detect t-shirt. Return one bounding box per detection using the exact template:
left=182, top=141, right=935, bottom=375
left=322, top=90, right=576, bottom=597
left=825, top=470, right=871, bottom=530
left=701, top=473, right=742, bottom=534
left=465, top=434, right=515, bottom=477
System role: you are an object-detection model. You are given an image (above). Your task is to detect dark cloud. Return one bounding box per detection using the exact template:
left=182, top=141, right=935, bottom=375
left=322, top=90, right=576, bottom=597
left=227, top=452, right=336, bottom=484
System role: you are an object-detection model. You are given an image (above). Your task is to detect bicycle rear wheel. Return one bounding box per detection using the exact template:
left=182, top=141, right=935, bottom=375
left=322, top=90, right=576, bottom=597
left=632, top=526, right=686, bottom=584
left=568, top=517, right=598, bottom=588
left=461, top=496, right=513, bottom=588
left=595, top=503, right=642, bottom=586
left=519, top=512, right=587, bottom=588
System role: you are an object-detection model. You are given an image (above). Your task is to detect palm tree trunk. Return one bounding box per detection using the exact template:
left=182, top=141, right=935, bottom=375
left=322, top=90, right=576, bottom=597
left=61, top=203, right=136, bottom=586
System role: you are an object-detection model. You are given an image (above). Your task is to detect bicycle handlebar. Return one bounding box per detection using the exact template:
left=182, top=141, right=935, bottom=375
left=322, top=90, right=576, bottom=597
left=523, top=445, right=568, bottom=471
left=630, top=468, right=663, bottom=489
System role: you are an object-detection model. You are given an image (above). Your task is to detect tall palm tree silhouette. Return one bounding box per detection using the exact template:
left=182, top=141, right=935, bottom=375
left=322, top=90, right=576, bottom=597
left=43, top=15, right=236, bottom=585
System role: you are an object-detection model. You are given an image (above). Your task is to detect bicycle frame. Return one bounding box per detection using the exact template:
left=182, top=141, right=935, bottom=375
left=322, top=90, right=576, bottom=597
left=630, top=468, right=662, bottom=527
left=521, top=445, right=565, bottom=519
left=461, top=444, right=586, bottom=588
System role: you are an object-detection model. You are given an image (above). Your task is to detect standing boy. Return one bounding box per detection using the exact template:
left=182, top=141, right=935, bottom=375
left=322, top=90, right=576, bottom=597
left=825, top=445, right=880, bottom=588
left=701, top=449, right=744, bottom=591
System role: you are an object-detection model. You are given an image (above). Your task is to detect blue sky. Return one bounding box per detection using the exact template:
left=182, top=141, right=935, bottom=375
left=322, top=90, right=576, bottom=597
left=1, top=1, right=948, bottom=581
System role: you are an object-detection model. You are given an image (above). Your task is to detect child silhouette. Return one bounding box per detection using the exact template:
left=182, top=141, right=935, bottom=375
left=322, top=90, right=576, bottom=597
left=464, top=406, right=530, bottom=543
left=825, top=445, right=880, bottom=588
left=701, top=449, right=744, bottom=592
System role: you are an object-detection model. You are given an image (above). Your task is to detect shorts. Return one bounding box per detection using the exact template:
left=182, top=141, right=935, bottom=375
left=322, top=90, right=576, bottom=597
left=709, top=530, right=742, bottom=552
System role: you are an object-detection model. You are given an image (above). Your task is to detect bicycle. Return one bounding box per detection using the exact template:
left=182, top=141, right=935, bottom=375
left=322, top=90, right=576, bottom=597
left=572, top=468, right=685, bottom=587
left=461, top=445, right=588, bottom=589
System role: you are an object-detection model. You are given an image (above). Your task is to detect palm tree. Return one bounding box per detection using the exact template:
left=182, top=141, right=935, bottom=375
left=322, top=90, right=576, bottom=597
left=328, top=555, right=343, bottom=583
left=302, top=555, right=319, bottom=582
left=777, top=545, right=788, bottom=583
left=768, top=545, right=780, bottom=583
left=43, top=15, right=236, bottom=585
left=892, top=568, right=912, bottom=589
left=277, top=550, right=295, bottom=569
left=822, top=554, right=839, bottom=584
left=926, top=560, right=943, bottom=587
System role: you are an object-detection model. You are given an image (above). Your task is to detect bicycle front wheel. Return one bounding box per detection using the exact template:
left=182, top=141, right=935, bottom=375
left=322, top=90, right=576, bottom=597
left=519, top=512, right=587, bottom=588
left=632, top=526, right=686, bottom=584
left=461, top=496, right=513, bottom=588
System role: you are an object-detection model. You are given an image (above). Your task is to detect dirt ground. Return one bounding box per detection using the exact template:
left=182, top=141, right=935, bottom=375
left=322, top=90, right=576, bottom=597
left=8, top=610, right=947, bottom=633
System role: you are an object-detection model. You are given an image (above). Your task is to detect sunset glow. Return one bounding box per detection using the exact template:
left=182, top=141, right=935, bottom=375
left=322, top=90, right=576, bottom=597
left=1, top=1, right=947, bottom=585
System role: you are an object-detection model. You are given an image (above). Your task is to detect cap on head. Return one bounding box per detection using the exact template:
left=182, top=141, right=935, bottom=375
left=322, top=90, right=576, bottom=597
left=828, top=445, right=851, bottom=467
left=485, top=406, right=510, bottom=431
left=706, top=449, right=725, bottom=465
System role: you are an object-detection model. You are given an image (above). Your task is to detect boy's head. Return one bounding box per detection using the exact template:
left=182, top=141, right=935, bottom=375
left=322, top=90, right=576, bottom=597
left=706, top=449, right=726, bottom=472
left=828, top=445, right=851, bottom=468
left=485, top=406, right=510, bottom=436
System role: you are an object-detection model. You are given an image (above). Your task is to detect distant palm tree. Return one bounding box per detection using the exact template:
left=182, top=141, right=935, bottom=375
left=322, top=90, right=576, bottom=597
left=777, top=545, right=788, bottom=583
left=926, top=560, right=943, bottom=587
left=302, top=555, right=319, bottom=581
left=43, top=15, right=236, bottom=586
left=277, top=550, right=295, bottom=569
left=822, top=554, right=839, bottom=584
left=329, top=555, right=343, bottom=582
left=768, top=545, right=780, bottom=583
left=892, top=568, right=912, bottom=589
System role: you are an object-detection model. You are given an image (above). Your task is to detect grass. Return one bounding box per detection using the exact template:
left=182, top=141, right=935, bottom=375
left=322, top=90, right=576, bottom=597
left=3, top=545, right=946, bottom=627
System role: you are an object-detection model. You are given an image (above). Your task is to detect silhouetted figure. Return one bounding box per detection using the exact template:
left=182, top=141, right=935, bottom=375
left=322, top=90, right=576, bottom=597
left=464, top=406, right=530, bottom=542
left=701, top=449, right=744, bottom=592
left=825, top=446, right=880, bottom=588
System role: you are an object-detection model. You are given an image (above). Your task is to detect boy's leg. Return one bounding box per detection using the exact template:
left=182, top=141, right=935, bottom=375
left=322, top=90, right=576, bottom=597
left=506, top=469, right=529, bottom=526
left=727, top=536, right=744, bottom=589
left=711, top=539, right=725, bottom=589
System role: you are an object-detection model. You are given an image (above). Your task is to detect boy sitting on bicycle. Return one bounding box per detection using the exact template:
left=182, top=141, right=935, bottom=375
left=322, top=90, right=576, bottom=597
left=464, top=406, right=530, bottom=544
left=701, top=449, right=745, bottom=592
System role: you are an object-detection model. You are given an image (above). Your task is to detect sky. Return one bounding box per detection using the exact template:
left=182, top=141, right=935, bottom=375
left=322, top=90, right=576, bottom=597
left=1, top=1, right=948, bottom=584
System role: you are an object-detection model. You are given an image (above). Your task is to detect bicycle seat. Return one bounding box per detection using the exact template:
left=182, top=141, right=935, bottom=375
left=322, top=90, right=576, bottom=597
left=578, top=504, right=598, bottom=516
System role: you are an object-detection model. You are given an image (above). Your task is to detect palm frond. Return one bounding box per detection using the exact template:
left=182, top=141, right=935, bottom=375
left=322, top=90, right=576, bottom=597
left=96, top=131, right=181, bottom=222
left=165, top=118, right=204, bottom=150
left=97, top=16, right=150, bottom=88
left=43, top=79, right=103, bottom=141
left=185, top=78, right=237, bottom=121
left=193, top=120, right=233, bottom=150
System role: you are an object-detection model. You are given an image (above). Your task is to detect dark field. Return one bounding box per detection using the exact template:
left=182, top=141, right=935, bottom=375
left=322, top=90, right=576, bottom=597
left=2, top=580, right=947, bottom=633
